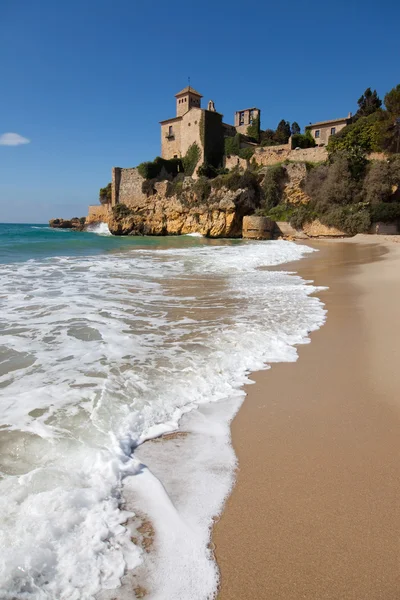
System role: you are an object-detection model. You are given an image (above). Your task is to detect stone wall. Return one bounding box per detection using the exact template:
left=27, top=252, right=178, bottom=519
left=234, top=108, right=260, bottom=136
left=242, top=215, right=273, bottom=239
left=224, top=155, right=248, bottom=170
left=86, top=204, right=111, bottom=225
left=160, top=118, right=182, bottom=159
left=112, top=167, right=147, bottom=208
left=254, top=145, right=327, bottom=167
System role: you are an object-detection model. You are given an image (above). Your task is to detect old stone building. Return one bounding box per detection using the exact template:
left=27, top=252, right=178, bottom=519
left=160, top=86, right=260, bottom=166
left=234, top=107, right=260, bottom=135
left=305, top=114, right=352, bottom=146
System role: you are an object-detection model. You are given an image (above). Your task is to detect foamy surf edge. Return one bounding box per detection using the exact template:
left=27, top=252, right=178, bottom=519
left=0, top=240, right=326, bottom=600
left=87, top=222, right=112, bottom=236
left=98, top=243, right=327, bottom=600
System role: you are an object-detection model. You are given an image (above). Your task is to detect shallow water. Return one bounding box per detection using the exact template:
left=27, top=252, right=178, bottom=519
left=0, top=223, right=325, bottom=599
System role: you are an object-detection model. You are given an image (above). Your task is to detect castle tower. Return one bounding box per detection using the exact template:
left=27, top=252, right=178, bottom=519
left=175, top=86, right=203, bottom=117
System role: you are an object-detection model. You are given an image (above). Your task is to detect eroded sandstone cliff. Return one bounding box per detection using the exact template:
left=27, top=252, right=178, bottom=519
left=106, top=180, right=260, bottom=238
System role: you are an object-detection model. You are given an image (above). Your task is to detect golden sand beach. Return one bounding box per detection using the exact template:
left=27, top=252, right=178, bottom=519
left=214, top=235, right=400, bottom=600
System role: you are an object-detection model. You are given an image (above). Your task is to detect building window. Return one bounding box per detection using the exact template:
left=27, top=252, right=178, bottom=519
left=168, top=126, right=173, bottom=137
left=249, top=110, right=254, bottom=124
left=188, top=123, right=191, bottom=126
left=331, top=127, right=336, bottom=135
left=239, top=111, right=245, bottom=125
left=315, top=129, right=320, bottom=138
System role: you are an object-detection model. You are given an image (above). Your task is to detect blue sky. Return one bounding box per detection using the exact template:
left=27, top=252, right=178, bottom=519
left=1, top=0, right=399, bottom=223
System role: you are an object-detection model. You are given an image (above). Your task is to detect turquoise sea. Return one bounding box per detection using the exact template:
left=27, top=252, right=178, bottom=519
left=0, top=222, right=325, bottom=600
left=0, top=222, right=221, bottom=264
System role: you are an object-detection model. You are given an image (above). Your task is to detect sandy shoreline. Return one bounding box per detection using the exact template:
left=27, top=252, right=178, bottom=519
left=213, top=235, right=400, bottom=600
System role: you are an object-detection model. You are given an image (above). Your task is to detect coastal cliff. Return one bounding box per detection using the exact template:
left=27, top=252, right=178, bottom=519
left=79, top=151, right=400, bottom=240
left=106, top=182, right=259, bottom=237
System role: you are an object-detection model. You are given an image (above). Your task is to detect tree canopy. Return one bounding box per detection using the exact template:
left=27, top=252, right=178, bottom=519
left=291, top=122, right=301, bottom=135
left=355, top=87, right=382, bottom=120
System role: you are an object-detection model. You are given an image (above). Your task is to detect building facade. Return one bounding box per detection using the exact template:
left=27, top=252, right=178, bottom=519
left=160, top=87, right=260, bottom=165
left=305, top=114, right=352, bottom=146
left=234, top=108, right=260, bottom=135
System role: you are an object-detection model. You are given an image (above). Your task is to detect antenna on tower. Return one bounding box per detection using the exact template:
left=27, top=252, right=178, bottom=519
left=188, top=76, right=191, bottom=90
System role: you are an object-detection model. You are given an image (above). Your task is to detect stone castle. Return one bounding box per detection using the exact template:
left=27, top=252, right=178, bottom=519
left=159, top=86, right=260, bottom=166
left=84, top=86, right=361, bottom=236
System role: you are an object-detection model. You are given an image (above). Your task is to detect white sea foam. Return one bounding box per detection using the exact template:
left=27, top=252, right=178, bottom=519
left=183, top=232, right=203, bottom=237
left=87, top=222, right=112, bottom=236
left=0, top=240, right=325, bottom=599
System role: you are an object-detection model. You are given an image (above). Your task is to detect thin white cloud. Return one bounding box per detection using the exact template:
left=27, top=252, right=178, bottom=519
left=0, top=133, right=30, bottom=146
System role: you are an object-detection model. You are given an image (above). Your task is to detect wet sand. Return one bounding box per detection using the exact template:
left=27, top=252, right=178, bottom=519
left=213, top=235, right=400, bottom=600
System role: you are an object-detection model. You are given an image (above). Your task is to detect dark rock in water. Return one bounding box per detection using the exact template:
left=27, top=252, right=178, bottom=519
left=49, top=217, right=86, bottom=231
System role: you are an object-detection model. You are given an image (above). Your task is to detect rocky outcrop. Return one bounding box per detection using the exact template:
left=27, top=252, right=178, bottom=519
left=274, top=219, right=347, bottom=239
left=86, top=204, right=111, bottom=226
left=302, top=219, right=348, bottom=238
left=281, top=162, right=310, bottom=205
left=107, top=184, right=259, bottom=238
left=49, top=218, right=85, bottom=230
left=242, top=216, right=274, bottom=240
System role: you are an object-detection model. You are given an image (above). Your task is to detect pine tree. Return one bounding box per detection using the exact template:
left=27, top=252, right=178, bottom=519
left=274, top=120, right=291, bottom=144
left=291, top=122, right=301, bottom=135
left=355, top=88, right=382, bottom=119
left=384, top=84, right=400, bottom=116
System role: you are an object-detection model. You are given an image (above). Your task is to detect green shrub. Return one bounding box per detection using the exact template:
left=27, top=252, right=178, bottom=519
left=289, top=205, right=315, bottom=229
left=305, top=156, right=361, bottom=208
left=137, top=156, right=182, bottom=180
left=142, top=178, right=158, bottom=196
left=197, top=163, right=229, bottom=178
left=320, top=205, right=371, bottom=235
left=166, top=173, right=185, bottom=198
left=112, top=204, right=132, bottom=218
left=238, top=147, right=255, bottom=160
left=193, top=176, right=211, bottom=201
left=260, top=165, right=286, bottom=212
left=327, top=112, right=381, bottom=154
left=99, top=183, right=112, bottom=205
left=211, top=168, right=260, bottom=194
left=224, top=134, right=241, bottom=156
left=182, top=143, right=201, bottom=176
left=362, top=161, right=393, bottom=204
left=262, top=204, right=295, bottom=222
left=198, top=162, right=217, bottom=178
left=247, top=115, right=260, bottom=142
left=291, top=131, right=316, bottom=149
left=370, top=202, right=400, bottom=222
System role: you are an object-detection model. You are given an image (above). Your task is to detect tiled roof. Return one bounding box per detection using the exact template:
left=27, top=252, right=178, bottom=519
left=175, top=86, right=203, bottom=97
left=305, top=117, right=350, bottom=128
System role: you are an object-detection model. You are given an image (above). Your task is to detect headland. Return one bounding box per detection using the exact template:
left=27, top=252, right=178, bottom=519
left=51, top=83, right=400, bottom=241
